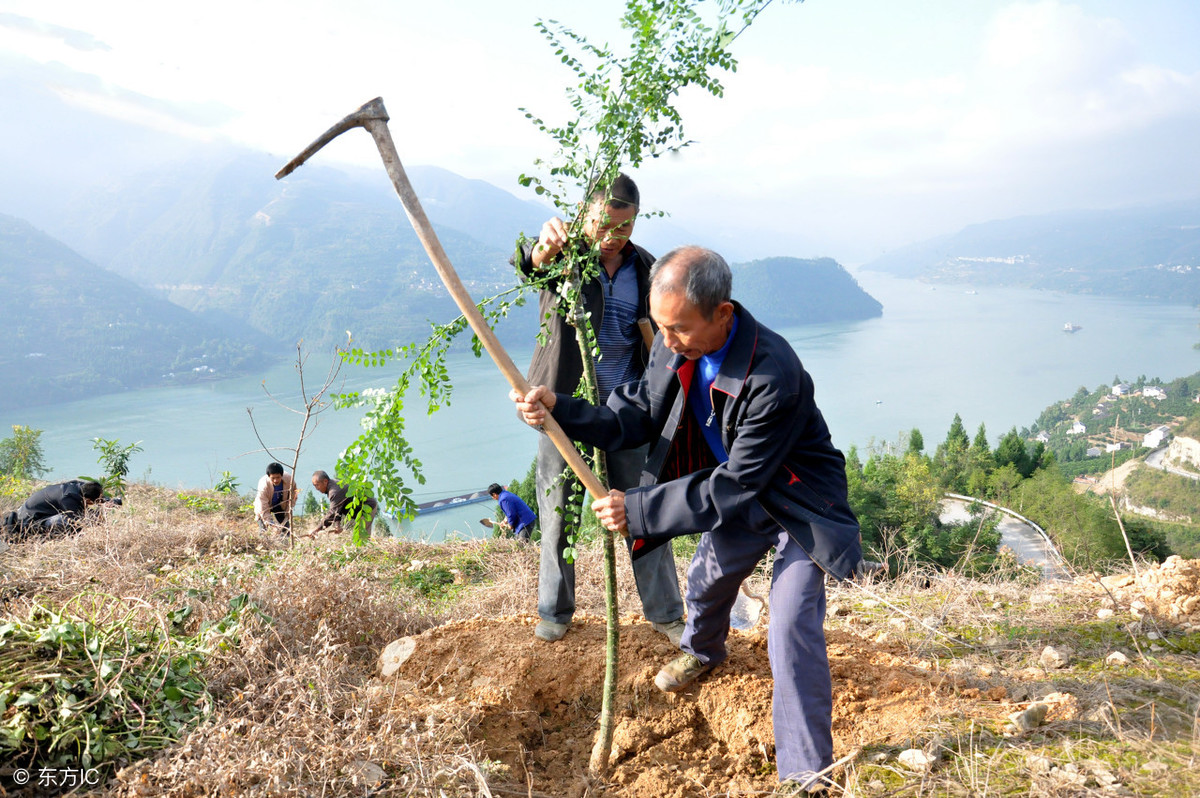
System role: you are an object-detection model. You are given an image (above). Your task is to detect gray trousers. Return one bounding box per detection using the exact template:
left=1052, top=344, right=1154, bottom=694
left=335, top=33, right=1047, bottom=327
left=536, top=434, right=684, bottom=625
left=681, top=503, right=832, bottom=785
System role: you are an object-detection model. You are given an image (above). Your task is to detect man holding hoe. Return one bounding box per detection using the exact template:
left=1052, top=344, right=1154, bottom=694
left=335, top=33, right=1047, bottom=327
left=514, top=173, right=684, bottom=645
left=511, top=246, right=862, bottom=792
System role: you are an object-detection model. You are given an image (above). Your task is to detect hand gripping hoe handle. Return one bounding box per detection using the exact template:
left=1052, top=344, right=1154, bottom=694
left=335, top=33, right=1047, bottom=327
left=276, top=97, right=608, bottom=499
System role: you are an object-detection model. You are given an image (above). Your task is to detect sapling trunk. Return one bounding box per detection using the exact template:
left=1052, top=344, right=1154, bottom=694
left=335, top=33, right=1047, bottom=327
left=589, top=473, right=620, bottom=774
left=571, top=299, right=621, bottom=776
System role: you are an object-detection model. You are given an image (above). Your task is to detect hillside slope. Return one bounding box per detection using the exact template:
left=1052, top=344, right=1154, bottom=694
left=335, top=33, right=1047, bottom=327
left=2, top=485, right=1199, bottom=796
left=733, top=256, right=883, bottom=326
left=863, top=199, right=1200, bottom=302
left=0, top=214, right=268, bottom=410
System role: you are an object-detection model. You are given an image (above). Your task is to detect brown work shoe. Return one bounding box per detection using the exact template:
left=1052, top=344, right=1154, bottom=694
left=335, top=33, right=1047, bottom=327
left=654, top=653, right=711, bottom=692
left=534, top=619, right=569, bottom=642
left=775, top=780, right=828, bottom=796
left=650, top=617, right=686, bottom=647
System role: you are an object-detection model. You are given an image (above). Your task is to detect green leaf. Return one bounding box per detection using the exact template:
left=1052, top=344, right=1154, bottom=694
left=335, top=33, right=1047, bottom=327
left=15, top=691, right=41, bottom=707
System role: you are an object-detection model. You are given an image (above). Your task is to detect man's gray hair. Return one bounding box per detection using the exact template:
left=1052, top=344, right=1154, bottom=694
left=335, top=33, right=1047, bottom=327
left=649, top=245, right=732, bottom=318
left=312, top=470, right=330, bottom=482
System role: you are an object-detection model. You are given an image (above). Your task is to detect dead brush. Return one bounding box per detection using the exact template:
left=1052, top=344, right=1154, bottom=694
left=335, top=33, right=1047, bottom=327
left=108, top=621, right=491, bottom=797
left=1, top=484, right=266, bottom=611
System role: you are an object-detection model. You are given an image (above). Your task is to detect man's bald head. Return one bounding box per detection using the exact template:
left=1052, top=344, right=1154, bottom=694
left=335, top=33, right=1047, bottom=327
left=649, top=245, right=732, bottom=320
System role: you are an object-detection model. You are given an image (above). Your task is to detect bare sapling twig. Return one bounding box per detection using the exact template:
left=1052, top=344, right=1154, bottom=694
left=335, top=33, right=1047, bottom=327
left=244, top=341, right=345, bottom=547
left=1108, top=492, right=1141, bottom=580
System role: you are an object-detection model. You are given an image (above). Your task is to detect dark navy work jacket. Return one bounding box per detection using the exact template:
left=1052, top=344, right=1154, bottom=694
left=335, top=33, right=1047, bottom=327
left=550, top=304, right=863, bottom=580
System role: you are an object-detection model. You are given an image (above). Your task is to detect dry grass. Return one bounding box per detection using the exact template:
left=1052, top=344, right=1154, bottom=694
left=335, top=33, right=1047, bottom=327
left=819, top=559, right=1200, bottom=796
left=3, top=484, right=1199, bottom=796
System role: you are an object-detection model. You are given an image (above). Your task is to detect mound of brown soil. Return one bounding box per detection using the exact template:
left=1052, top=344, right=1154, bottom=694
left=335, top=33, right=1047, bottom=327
left=386, top=613, right=1010, bottom=796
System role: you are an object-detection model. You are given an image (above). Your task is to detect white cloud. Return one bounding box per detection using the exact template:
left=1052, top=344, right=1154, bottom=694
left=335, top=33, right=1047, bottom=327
left=2, top=0, right=1197, bottom=261
left=632, top=1, right=1200, bottom=259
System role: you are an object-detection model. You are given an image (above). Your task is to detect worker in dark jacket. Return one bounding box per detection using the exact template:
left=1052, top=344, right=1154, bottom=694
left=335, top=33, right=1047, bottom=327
left=512, top=172, right=683, bottom=645
left=311, top=470, right=379, bottom=536
left=3, top=480, right=104, bottom=540
left=511, top=246, right=862, bottom=793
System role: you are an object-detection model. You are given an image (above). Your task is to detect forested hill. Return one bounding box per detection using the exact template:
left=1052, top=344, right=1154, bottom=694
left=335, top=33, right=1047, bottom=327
left=732, top=256, right=882, bottom=326
left=0, top=214, right=268, bottom=411
left=35, top=152, right=542, bottom=353
left=861, top=199, right=1200, bottom=303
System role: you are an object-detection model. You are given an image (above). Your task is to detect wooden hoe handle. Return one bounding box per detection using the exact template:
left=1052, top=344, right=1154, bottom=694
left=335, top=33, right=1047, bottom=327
left=276, top=97, right=608, bottom=499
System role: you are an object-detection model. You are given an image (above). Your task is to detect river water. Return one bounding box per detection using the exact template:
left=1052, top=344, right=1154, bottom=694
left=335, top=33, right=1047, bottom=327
left=4, top=273, right=1197, bottom=540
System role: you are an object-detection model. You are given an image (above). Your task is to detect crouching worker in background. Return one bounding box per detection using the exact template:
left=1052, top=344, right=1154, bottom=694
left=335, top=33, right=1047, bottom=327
left=2, top=479, right=106, bottom=542
left=487, top=482, right=537, bottom=542
left=510, top=246, right=863, bottom=794
left=254, top=462, right=298, bottom=535
left=311, top=470, right=378, bottom=537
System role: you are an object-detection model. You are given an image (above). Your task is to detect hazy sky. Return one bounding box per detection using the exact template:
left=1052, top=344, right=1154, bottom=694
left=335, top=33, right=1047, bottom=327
left=2, top=0, right=1199, bottom=263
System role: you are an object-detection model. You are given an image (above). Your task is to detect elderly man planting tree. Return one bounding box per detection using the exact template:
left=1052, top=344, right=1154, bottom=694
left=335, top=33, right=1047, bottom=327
left=510, top=245, right=862, bottom=793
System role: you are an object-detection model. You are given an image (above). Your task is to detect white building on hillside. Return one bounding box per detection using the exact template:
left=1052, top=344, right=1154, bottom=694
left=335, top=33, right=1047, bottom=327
left=1143, top=425, right=1171, bottom=448
left=1112, top=383, right=1131, bottom=396
left=1143, top=386, right=1167, bottom=400
left=1068, top=421, right=1087, bottom=435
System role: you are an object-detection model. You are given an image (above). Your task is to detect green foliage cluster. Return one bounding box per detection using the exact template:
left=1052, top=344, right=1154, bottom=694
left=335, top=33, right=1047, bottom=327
left=0, top=602, right=209, bottom=772
left=1154, top=520, right=1200, bottom=560
left=0, top=474, right=35, bottom=506
left=300, top=489, right=326, bottom=518
left=213, top=471, right=240, bottom=496
left=398, top=559, right=482, bottom=602
left=846, top=446, right=1002, bottom=575
left=175, top=493, right=222, bottom=513
left=1124, top=466, right=1200, bottom=520
left=1178, top=415, right=1200, bottom=439
left=83, top=438, right=143, bottom=498
left=0, top=425, right=48, bottom=480
left=849, top=408, right=1175, bottom=574
left=1008, top=467, right=1170, bottom=566
left=1054, top=448, right=1140, bottom=479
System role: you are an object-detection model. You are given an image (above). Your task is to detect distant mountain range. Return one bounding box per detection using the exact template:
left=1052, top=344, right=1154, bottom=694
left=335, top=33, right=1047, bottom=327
left=862, top=200, right=1200, bottom=303
left=8, top=144, right=885, bottom=354
left=1, top=192, right=881, bottom=408
left=0, top=74, right=880, bottom=408
left=0, top=214, right=270, bottom=411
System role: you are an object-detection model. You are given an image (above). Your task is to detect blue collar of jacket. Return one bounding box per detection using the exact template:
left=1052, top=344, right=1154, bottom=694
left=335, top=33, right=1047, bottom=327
left=665, top=301, right=758, bottom=400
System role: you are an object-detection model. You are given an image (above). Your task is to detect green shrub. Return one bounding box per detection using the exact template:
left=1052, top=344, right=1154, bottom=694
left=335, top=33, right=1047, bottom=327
left=0, top=425, right=48, bottom=480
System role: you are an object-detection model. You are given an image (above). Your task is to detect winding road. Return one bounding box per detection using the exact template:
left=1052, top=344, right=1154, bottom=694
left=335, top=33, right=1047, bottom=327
left=1145, top=445, right=1200, bottom=481
left=940, top=494, right=1072, bottom=581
